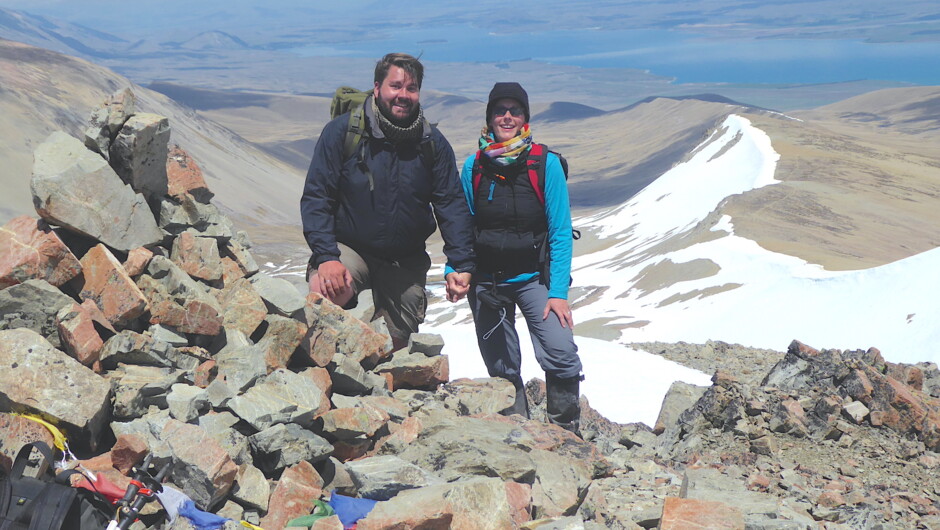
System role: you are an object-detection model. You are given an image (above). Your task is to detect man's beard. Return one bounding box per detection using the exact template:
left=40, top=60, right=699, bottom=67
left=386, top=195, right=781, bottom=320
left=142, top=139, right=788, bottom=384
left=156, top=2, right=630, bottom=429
left=376, top=95, right=418, bottom=127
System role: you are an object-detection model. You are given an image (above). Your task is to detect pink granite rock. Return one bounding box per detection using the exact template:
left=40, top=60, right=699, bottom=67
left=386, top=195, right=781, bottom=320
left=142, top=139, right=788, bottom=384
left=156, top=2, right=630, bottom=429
left=0, top=215, right=81, bottom=290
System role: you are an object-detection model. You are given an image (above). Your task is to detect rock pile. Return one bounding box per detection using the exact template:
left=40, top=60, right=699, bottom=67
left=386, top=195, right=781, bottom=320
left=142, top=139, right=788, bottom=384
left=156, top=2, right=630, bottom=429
left=3, top=89, right=940, bottom=529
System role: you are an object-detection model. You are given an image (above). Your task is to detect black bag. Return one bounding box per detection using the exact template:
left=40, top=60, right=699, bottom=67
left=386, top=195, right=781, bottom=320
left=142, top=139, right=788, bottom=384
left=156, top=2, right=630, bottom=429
left=0, top=442, right=112, bottom=530
left=477, top=285, right=515, bottom=310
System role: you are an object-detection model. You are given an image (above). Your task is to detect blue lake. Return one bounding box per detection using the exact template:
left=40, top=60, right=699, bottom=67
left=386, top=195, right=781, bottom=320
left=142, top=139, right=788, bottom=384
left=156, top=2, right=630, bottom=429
left=294, top=26, right=940, bottom=86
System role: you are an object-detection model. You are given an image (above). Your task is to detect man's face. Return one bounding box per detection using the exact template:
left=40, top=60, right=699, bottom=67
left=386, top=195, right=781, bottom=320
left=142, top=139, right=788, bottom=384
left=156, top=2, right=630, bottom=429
left=374, top=65, right=420, bottom=126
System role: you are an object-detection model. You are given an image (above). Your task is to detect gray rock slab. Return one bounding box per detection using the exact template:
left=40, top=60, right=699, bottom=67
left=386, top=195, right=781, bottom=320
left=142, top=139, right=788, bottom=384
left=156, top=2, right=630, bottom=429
left=331, top=352, right=388, bottom=396
left=231, top=463, right=270, bottom=512
left=408, top=333, right=445, bottom=357
left=0, top=328, right=111, bottom=448
left=248, top=272, right=305, bottom=318
left=158, top=195, right=235, bottom=239
left=110, top=409, right=173, bottom=458
left=680, top=467, right=780, bottom=517
left=393, top=416, right=537, bottom=484
left=438, top=377, right=515, bottom=416
left=0, top=279, right=75, bottom=349
left=655, top=380, right=708, bottom=434
left=248, top=423, right=332, bottom=474
left=31, top=131, right=162, bottom=251
left=228, top=369, right=326, bottom=431
left=215, top=344, right=267, bottom=393
left=109, top=363, right=186, bottom=420
left=161, top=419, right=237, bottom=509
left=100, top=330, right=200, bottom=371
left=345, top=455, right=444, bottom=501
left=166, top=383, right=209, bottom=422
left=198, top=412, right=251, bottom=466
left=109, top=112, right=170, bottom=206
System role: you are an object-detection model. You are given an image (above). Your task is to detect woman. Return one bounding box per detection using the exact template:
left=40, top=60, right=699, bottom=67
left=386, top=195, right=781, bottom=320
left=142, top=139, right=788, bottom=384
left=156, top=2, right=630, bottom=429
left=448, top=82, right=584, bottom=436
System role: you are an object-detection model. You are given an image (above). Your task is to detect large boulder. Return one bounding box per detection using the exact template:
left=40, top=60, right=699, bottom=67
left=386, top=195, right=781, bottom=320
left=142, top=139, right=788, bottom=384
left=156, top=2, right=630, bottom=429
left=137, top=256, right=223, bottom=335
left=109, top=113, right=170, bottom=209
left=31, top=131, right=163, bottom=252
left=357, top=477, right=531, bottom=530
left=0, top=329, right=111, bottom=449
left=228, top=369, right=329, bottom=431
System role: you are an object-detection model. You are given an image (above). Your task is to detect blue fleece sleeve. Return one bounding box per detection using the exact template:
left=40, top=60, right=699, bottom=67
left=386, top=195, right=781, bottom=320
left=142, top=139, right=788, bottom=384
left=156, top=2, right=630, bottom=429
left=445, top=154, right=478, bottom=277
left=543, top=153, right=573, bottom=299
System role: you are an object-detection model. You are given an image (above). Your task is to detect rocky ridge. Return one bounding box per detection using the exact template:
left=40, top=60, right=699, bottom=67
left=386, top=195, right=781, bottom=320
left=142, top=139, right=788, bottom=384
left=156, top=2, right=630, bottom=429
left=2, top=89, right=940, bottom=528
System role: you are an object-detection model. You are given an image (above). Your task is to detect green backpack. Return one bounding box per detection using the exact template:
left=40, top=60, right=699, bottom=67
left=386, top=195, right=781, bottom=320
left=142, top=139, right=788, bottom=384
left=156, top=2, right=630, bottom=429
left=330, top=86, right=371, bottom=162
left=329, top=86, right=437, bottom=190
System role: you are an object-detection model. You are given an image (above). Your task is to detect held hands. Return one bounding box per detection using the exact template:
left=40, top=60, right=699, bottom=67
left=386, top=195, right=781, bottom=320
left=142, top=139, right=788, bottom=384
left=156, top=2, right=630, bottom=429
left=445, top=272, right=471, bottom=303
left=310, top=260, right=354, bottom=301
left=544, top=298, right=574, bottom=328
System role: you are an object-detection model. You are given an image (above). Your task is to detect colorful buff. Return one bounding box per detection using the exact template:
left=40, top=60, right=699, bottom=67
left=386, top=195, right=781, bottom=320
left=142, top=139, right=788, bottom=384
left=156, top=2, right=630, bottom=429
left=479, top=123, right=532, bottom=166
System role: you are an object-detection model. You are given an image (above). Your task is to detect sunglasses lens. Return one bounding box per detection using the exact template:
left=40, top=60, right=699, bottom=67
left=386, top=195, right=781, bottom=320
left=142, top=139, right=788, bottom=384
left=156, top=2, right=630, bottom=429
left=494, top=106, right=523, bottom=117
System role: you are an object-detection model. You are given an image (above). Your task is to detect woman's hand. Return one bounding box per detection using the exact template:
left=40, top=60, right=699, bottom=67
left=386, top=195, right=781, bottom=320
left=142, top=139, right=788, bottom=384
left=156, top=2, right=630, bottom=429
left=445, top=272, right=471, bottom=302
left=544, top=298, right=574, bottom=328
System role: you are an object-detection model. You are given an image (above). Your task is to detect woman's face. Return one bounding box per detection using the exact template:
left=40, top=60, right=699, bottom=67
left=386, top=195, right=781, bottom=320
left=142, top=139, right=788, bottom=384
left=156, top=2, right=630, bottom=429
left=489, top=97, right=526, bottom=143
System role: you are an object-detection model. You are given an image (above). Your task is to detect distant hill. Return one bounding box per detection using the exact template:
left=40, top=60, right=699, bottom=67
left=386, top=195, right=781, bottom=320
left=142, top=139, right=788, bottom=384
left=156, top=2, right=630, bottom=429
left=164, top=30, right=251, bottom=51
left=622, top=93, right=756, bottom=111
left=0, top=8, right=128, bottom=58
left=532, top=102, right=607, bottom=123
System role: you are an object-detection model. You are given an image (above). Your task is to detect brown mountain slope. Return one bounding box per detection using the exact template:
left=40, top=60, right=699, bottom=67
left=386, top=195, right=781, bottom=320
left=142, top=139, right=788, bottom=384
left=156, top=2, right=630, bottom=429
left=723, top=88, right=940, bottom=270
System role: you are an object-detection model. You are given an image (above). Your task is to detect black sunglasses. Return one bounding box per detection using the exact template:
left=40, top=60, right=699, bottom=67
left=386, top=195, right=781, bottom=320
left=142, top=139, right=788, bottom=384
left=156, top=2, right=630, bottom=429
left=492, top=105, right=524, bottom=117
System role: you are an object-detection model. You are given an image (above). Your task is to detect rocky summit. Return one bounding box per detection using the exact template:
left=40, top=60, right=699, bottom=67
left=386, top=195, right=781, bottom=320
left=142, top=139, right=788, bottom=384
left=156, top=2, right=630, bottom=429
left=2, top=89, right=940, bottom=529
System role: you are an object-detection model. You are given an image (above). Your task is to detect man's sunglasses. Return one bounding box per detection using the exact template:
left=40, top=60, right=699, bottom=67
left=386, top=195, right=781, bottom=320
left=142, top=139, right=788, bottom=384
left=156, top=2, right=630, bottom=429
left=492, top=105, right=525, bottom=117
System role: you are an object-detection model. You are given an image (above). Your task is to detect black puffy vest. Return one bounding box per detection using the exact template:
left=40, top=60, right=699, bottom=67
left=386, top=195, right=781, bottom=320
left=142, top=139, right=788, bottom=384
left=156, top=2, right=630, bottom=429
left=473, top=155, right=547, bottom=276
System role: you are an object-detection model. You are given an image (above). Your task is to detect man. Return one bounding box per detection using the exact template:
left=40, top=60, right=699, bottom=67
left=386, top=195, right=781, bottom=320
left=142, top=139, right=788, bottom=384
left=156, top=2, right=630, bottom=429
left=301, top=53, right=474, bottom=349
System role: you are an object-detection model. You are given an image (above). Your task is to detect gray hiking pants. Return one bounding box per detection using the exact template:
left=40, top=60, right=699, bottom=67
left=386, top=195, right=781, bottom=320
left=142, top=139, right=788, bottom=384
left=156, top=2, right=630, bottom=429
left=467, top=277, right=582, bottom=384
left=309, top=242, right=430, bottom=344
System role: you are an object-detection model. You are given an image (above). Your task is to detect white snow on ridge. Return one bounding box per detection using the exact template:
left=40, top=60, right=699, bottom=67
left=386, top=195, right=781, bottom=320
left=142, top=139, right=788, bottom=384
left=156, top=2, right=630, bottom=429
left=579, top=114, right=780, bottom=244
left=568, top=114, right=940, bottom=365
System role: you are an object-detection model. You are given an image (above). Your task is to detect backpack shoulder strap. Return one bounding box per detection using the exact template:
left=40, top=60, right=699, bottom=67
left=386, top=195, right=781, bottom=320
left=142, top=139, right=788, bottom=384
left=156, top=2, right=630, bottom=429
left=9, top=441, right=55, bottom=481
left=526, top=143, right=548, bottom=206
left=342, top=105, right=367, bottom=162
left=419, top=118, right=437, bottom=168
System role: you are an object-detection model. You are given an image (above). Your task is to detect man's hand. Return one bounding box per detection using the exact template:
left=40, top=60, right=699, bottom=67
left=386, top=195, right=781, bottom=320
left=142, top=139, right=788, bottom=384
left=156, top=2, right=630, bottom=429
left=310, top=260, right=354, bottom=302
left=445, top=272, right=471, bottom=303
left=544, top=298, right=574, bottom=328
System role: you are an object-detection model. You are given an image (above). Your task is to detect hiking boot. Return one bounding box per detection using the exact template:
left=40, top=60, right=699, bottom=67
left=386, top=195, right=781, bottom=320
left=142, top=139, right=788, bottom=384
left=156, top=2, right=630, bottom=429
left=499, top=377, right=530, bottom=418
left=546, top=374, right=583, bottom=438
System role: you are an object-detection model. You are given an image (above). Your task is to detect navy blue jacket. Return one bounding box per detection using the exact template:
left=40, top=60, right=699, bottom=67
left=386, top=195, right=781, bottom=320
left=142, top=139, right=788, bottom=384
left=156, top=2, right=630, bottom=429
left=301, top=96, right=475, bottom=272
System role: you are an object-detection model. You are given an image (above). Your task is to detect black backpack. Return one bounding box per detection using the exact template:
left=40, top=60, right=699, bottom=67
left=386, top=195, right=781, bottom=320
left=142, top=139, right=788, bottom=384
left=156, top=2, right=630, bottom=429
left=0, top=442, right=112, bottom=530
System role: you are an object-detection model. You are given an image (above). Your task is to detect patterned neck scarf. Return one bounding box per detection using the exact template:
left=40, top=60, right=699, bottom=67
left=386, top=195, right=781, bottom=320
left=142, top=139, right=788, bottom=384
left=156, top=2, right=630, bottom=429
left=479, top=123, right=532, bottom=166
left=372, top=96, right=424, bottom=143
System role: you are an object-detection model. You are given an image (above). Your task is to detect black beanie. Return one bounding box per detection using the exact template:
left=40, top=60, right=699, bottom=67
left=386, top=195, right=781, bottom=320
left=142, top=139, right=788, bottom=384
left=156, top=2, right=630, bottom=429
left=486, top=82, right=530, bottom=122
